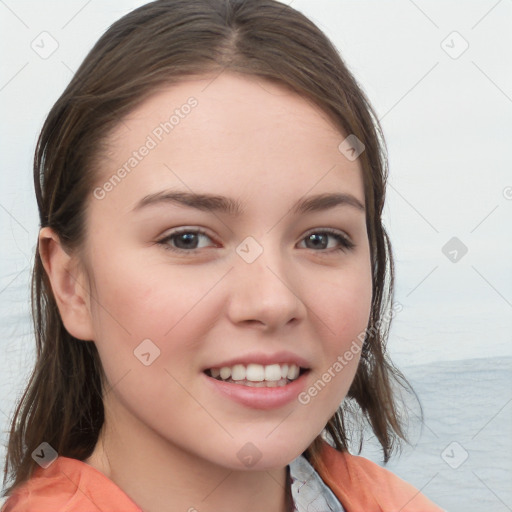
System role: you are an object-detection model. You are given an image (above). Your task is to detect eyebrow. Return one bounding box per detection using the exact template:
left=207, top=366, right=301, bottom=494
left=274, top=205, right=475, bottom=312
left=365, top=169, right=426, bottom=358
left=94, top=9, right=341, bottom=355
left=132, top=190, right=365, bottom=216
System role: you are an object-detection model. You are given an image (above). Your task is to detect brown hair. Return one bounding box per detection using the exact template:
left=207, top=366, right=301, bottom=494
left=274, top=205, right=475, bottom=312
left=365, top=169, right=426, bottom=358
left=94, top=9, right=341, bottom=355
left=2, top=0, right=418, bottom=496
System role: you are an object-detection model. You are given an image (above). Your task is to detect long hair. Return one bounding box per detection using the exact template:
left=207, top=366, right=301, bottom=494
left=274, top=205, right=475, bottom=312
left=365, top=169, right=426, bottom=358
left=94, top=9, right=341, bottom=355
left=3, top=0, right=417, bottom=496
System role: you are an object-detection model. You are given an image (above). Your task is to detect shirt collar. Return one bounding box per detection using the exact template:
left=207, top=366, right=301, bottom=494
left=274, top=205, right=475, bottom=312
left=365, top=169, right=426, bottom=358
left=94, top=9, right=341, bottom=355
left=288, top=453, right=346, bottom=511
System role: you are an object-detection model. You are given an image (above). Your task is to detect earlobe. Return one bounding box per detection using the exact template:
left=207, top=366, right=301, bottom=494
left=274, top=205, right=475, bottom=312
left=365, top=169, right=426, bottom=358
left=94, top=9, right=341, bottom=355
left=38, top=227, right=95, bottom=341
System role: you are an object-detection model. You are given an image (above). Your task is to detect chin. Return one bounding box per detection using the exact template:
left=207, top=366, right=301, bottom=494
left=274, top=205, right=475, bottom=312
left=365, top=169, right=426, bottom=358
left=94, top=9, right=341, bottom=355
left=211, top=435, right=316, bottom=472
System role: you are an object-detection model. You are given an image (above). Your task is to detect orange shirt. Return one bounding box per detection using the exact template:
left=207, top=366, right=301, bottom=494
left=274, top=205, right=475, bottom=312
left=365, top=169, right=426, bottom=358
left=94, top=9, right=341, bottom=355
left=2, top=441, right=443, bottom=512
left=312, top=440, right=444, bottom=511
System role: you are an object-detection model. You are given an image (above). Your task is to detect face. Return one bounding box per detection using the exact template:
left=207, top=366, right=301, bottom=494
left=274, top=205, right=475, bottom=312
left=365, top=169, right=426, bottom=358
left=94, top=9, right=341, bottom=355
left=79, top=71, right=372, bottom=471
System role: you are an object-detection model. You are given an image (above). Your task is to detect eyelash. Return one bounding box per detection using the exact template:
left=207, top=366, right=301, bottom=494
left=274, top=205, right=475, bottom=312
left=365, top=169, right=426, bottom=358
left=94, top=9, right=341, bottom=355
left=156, top=227, right=356, bottom=255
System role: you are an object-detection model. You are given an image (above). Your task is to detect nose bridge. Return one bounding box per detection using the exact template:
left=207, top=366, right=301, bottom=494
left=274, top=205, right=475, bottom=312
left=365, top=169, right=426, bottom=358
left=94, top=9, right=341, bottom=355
left=228, top=234, right=302, bottom=327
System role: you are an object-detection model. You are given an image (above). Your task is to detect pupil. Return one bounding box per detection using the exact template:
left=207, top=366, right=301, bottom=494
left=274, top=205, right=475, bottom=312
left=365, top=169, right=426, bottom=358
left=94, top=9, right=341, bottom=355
left=178, top=233, right=196, bottom=249
left=308, top=233, right=326, bottom=249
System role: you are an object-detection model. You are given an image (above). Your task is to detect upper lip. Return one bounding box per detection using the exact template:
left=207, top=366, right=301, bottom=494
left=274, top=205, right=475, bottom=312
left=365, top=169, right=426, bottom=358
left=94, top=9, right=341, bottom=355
left=203, top=351, right=312, bottom=370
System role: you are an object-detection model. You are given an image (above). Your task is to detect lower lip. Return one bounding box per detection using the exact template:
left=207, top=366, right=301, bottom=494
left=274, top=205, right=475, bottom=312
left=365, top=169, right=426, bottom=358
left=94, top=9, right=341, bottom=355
left=203, top=371, right=309, bottom=410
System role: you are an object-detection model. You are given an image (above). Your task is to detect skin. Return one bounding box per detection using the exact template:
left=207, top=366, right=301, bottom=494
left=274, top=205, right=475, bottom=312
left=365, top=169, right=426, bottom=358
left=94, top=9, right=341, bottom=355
left=40, top=71, right=373, bottom=512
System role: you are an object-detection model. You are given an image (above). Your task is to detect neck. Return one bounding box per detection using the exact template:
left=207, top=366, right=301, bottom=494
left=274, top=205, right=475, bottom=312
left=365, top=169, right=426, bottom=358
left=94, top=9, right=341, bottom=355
left=85, top=401, right=292, bottom=512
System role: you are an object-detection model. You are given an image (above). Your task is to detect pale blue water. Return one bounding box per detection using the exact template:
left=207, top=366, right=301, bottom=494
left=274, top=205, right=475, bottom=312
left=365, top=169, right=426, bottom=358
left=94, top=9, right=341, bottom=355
left=358, top=356, right=512, bottom=511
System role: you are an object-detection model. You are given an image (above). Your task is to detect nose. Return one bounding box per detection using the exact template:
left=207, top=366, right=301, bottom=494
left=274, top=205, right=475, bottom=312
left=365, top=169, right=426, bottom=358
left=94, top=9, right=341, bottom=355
left=226, top=242, right=305, bottom=331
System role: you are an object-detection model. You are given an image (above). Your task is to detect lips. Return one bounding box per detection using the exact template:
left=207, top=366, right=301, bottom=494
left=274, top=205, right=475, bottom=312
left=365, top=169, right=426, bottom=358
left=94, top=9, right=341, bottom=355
left=202, top=366, right=310, bottom=409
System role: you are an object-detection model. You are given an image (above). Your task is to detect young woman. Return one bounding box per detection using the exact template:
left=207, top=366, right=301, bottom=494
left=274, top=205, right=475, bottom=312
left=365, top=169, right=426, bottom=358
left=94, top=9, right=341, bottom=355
left=2, top=1, right=443, bottom=510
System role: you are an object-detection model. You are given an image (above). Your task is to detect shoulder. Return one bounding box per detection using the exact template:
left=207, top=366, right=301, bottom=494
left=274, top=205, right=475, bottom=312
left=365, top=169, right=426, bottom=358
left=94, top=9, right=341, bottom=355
left=312, top=440, right=445, bottom=512
left=1, top=457, right=141, bottom=512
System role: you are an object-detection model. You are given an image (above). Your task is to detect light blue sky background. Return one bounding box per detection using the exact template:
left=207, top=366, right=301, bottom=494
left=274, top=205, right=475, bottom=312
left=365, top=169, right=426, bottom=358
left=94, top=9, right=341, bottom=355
left=1, top=1, right=511, bottom=510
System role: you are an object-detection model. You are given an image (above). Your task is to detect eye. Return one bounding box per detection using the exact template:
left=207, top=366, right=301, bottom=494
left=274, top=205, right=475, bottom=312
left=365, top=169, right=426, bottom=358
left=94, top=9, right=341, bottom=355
left=299, top=229, right=355, bottom=253
left=157, top=227, right=355, bottom=254
left=157, top=228, right=216, bottom=253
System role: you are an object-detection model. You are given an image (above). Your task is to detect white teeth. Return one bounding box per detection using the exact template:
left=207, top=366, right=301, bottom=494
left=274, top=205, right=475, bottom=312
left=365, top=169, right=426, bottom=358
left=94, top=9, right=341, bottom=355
left=220, top=378, right=289, bottom=387
left=287, top=364, right=299, bottom=380
left=265, top=364, right=282, bottom=381
left=220, top=367, right=231, bottom=380
left=243, top=381, right=259, bottom=387
left=231, top=364, right=246, bottom=381
left=209, top=363, right=304, bottom=383
left=246, top=364, right=265, bottom=381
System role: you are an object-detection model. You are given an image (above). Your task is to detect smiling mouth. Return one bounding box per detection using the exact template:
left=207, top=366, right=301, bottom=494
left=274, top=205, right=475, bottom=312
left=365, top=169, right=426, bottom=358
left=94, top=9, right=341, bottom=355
left=204, top=363, right=310, bottom=387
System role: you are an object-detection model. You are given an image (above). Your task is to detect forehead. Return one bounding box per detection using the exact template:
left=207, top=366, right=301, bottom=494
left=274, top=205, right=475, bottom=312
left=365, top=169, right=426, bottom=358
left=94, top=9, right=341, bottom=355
left=97, top=72, right=365, bottom=214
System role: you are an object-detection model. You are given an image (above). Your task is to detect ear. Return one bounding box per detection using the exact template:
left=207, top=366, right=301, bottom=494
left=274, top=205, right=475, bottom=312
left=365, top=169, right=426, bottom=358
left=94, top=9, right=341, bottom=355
left=38, top=227, right=95, bottom=341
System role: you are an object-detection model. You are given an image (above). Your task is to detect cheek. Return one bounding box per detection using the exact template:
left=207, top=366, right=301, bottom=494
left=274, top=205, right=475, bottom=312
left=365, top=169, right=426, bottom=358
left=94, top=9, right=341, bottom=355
left=84, top=255, right=207, bottom=412
left=304, top=261, right=372, bottom=408
left=87, top=250, right=206, bottom=336
left=314, top=259, right=373, bottom=347
left=85, top=251, right=224, bottom=384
